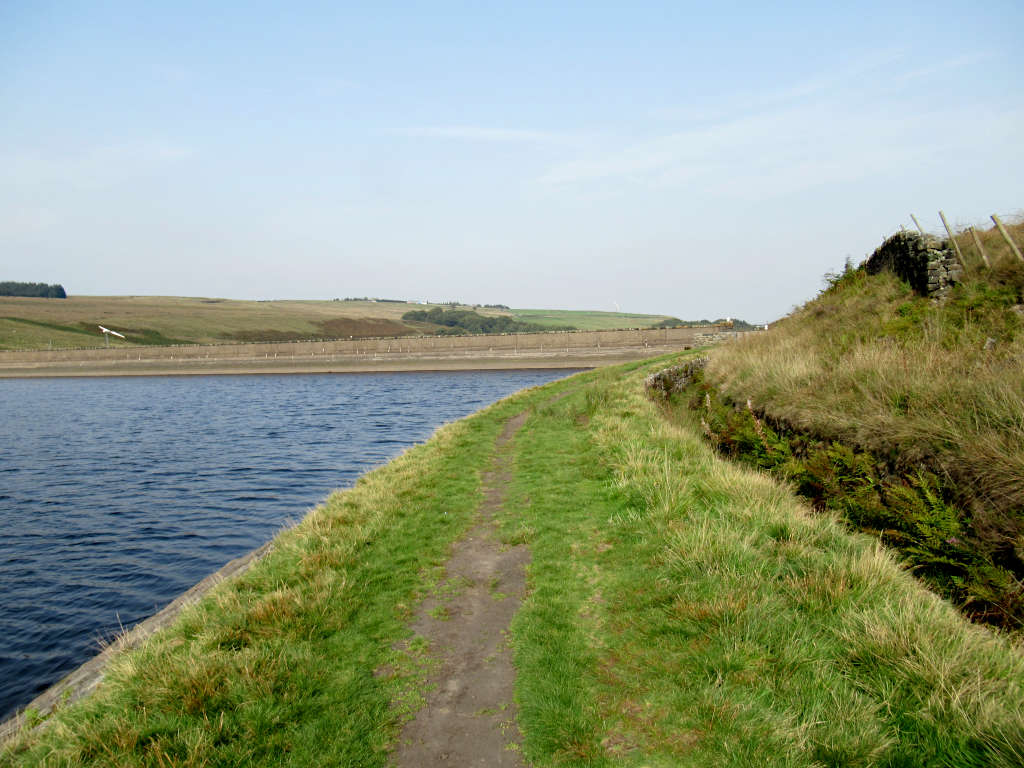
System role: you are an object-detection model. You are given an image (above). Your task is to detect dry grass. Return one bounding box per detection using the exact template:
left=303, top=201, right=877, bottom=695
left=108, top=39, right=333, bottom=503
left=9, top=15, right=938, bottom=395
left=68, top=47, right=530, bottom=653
left=952, top=214, right=1024, bottom=274
left=0, top=296, right=681, bottom=350
left=708, top=254, right=1024, bottom=514
left=0, top=296, right=425, bottom=349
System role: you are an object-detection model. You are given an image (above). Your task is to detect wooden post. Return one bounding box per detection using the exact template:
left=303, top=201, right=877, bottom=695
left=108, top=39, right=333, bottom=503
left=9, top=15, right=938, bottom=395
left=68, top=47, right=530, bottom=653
left=991, top=214, right=1024, bottom=262
left=969, top=226, right=990, bottom=268
left=939, top=210, right=965, bottom=268
left=911, top=214, right=926, bottom=235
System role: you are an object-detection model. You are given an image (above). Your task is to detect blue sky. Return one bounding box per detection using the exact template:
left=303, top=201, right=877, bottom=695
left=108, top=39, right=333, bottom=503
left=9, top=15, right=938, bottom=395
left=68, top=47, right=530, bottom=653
left=2, top=1, right=1022, bottom=321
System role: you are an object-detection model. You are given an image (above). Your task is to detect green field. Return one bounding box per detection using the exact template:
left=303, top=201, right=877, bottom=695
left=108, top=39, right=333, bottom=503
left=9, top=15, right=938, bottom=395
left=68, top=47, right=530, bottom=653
left=508, top=308, right=679, bottom=330
left=0, top=296, right=682, bottom=351
left=4, top=356, right=1021, bottom=766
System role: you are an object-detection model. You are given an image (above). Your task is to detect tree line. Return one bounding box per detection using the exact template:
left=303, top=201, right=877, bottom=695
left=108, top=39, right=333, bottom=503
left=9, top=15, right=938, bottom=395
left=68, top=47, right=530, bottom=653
left=0, top=281, right=67, bottom=298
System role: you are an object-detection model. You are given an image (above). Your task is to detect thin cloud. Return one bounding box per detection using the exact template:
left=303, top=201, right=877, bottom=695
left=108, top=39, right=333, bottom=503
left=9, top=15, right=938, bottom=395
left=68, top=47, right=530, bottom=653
left=403, top=124, right=578, bottom=145
left=538, top=51, right=1014, bottom=193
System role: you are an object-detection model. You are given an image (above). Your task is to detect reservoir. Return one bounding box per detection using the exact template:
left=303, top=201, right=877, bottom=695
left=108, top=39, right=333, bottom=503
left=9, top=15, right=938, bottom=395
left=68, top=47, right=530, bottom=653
left=0, top=369, right=577, bottom=719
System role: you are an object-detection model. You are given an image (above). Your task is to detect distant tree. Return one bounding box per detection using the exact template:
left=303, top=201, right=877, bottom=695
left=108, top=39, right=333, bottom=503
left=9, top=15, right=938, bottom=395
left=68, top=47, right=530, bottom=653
left=0, top=281, right=67, bottom=298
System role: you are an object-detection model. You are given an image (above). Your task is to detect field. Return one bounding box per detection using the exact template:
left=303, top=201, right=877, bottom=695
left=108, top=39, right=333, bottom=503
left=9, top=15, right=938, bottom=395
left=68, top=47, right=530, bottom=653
left=3, top=356, right=1022, bottom=766
left=0, top=296, right=681, bottom=351
left=506, top=308, right=679, bottom=330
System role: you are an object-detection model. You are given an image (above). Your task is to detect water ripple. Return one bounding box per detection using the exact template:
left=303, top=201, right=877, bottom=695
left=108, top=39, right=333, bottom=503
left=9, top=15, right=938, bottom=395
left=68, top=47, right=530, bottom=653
left=0, top=369, right=575, bottom=718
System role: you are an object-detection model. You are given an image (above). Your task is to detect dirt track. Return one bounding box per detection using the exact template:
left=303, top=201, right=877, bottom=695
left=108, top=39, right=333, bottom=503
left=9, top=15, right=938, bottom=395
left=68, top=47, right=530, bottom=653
left=394, top=412, right=529, bottom=767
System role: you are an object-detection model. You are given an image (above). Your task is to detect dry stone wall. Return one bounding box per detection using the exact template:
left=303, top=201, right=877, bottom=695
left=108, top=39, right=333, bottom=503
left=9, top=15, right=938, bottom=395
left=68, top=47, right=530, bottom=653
left=865, top=231, right=964, bottom=300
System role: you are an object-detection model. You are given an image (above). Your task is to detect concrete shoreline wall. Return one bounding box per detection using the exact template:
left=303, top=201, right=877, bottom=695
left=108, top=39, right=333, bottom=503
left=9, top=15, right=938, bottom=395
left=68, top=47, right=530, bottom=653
left=1, top=325, right=737, bottom=365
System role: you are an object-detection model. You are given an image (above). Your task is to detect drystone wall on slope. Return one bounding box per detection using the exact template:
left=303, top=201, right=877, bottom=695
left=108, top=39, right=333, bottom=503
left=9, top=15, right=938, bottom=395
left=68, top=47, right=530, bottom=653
left=864, top=231, right=964, bottom=300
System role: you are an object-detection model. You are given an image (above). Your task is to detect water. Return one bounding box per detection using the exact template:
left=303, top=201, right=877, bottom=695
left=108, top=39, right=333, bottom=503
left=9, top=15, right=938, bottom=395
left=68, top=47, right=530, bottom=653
left=0, top=369, right=576, bottom=719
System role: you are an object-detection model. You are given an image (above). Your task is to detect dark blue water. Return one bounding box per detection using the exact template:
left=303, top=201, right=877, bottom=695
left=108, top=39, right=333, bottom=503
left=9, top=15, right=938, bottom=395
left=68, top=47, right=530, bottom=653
left=0, top=369, right=575, bottom=719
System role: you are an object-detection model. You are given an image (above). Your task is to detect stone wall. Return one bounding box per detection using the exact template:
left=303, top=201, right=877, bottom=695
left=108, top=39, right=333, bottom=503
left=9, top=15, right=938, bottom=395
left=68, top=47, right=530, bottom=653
left=925, top=250, right=965, bottom=300
left=864, top=231, right=964, bottom=299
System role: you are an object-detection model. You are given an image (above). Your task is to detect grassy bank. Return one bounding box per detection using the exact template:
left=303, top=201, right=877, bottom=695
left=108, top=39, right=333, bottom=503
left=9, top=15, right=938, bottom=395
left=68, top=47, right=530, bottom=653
left=4, top=357, right=1023, bottom=766
left=687, top=222, right=1024, bottom=629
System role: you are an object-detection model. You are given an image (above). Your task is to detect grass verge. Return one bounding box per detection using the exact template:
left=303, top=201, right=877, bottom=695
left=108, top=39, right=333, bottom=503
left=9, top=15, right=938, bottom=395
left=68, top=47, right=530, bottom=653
left=498, top=355, right=1024, bottom=766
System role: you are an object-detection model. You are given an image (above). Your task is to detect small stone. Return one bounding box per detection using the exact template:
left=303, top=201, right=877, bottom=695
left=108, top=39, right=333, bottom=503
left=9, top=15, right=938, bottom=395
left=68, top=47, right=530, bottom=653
left=984, top=337, right=997, bottom=351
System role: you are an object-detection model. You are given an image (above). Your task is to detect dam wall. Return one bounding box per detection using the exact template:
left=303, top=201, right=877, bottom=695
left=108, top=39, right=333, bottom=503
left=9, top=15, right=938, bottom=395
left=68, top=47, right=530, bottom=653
left=1, top=325, right=739, bottom=366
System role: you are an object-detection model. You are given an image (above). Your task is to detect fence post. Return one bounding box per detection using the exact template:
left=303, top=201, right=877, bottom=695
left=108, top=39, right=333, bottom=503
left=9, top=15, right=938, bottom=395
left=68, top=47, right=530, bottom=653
left=911, top=214, right=926, bottom=235
left=969, top=227, right=991, bottom=268
left=991, top=214, right=1024, bottom=262
left=938, top=211, right=965, bottom=268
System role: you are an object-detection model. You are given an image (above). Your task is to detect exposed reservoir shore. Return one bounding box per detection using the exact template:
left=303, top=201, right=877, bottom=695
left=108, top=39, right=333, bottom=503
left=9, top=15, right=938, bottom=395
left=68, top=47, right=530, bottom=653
left=0, top=325, right=737, bottom=378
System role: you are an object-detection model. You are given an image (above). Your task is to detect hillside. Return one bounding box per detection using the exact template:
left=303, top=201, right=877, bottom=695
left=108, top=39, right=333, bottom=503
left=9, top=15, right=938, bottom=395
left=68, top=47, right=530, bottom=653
left=652, top=217, right=1024, bottom=629
left=0, top=296, right=683, bottom=351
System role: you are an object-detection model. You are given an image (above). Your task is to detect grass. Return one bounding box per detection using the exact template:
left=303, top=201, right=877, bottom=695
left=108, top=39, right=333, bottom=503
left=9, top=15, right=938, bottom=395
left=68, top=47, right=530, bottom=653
left=693, top=219, right=1024, bottom=627
left=499, top=357, right=1024, bottom=766
left=0, top=296, right=420, bottom=350
left=0, top=297, right=683, bottom=350
left=508, top=308, right=679, bottom=331
left=4, top=356, right=1023, bottom=766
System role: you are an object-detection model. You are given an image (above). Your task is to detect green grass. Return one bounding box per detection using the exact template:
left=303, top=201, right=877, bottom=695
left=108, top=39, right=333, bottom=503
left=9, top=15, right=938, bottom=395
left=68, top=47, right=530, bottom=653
left=4, top=356, right=1023, bottom=766
left=500, top=357, right=1024, bottom=767
left=508, top=308, right=680, bottom=330
left=0, top=318, right=98, bottom=350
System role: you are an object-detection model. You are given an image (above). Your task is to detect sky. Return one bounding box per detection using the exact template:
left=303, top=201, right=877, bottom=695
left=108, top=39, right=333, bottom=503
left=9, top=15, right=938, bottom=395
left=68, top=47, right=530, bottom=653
left=2, top=1, right=1022, bottom=323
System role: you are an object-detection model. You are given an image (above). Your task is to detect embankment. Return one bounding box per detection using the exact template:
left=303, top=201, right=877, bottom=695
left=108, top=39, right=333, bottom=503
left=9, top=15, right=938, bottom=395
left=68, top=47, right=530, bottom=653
left=3, top=355, right=1022, bottom=767
left=0, top=325, right=740, bottom=377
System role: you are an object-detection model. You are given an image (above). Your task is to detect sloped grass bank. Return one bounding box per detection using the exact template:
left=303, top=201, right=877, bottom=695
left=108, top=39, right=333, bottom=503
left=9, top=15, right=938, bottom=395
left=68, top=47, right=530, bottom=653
left=697, top=263, right=1024, bottom=630
left=651, top=360, right=1023, bottom=630
left=4, top=356, right=1024, bottom=766
left=502, top=359, right=1024, bottom=767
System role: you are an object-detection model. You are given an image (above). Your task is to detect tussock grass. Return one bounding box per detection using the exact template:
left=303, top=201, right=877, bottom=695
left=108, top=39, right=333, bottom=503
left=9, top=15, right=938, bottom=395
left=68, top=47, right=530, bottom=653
left=711, top=276, right=1024, bottom=508
left=502, top=358, right=1024, bottom=766
left=701, top=247, right=1024, bottom=626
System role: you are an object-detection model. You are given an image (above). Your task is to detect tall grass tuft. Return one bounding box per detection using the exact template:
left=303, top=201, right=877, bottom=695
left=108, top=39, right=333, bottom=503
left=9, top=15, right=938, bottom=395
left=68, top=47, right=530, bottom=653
left=697, top=220, right=1024, bottom=628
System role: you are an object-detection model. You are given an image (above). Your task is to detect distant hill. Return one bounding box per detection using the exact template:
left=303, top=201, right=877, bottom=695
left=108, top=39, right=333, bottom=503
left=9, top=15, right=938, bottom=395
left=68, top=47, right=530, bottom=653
left=0, top=296, right=690, bottom=351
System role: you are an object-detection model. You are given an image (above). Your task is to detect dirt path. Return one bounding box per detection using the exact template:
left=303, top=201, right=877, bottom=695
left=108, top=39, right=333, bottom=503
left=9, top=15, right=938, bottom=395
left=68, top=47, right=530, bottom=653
left=393, top=412, right=530, bottom=767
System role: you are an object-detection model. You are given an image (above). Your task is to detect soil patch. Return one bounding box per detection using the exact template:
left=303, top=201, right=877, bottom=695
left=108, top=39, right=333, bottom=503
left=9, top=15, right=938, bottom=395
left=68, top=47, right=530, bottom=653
left=318, top=317, right=415, bottom=338
left=393, top=412, right=529, bottom=767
